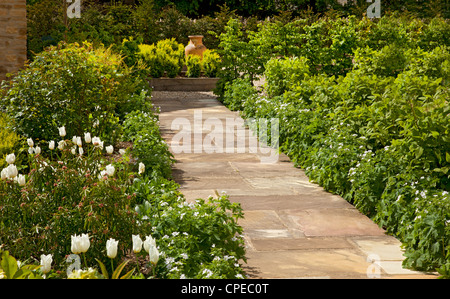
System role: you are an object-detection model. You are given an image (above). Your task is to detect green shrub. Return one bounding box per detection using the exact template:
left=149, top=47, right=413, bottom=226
left=0, top=113, right=23, bottom=170
left=0, top=42, right=136, bottom=145
left=0, top=135, right=152, bottom=271
left=185, top=55, right=202, bottom=78
left=122, top=110, right=174, bottom=179
left=264, top=56, right=310, bottom=97
left=202, top=49, right=221, bottom=78
left=137, top=39, right=185, bottom=78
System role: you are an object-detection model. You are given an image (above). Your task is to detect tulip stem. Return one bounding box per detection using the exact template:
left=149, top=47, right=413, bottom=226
left=110, top=258, right=115, bottom=275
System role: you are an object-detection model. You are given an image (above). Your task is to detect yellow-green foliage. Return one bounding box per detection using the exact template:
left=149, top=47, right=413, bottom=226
left=137, top=39, right=184, bottom=78
left=0, top=113, right=21, bottom=169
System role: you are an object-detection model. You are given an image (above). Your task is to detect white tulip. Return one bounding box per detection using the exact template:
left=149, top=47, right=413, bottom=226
left=49, top=141, right=55, bottom=150
left=138, top=162, right=145, bottom=174
left=71, top=234, right=82, bottom=254
left=106, top=145, right=114, bottom=154
left=143, top=235, right=156, bottom=253
left=40, top=254, right=53, bottom=274
left=28, top=147, right=35, bottom=155
left=58, top=140, right=66, bottom=150
left=27, top=138, right=34, bottom=148
left=59, top=126, right=66, bottom=137
left=72, top=136, right=78, bottom=144
left=34, top=146, right=41, bottom=155
left=132, top=235, right=143, bottom=253
left=79, top=233, right=90, bottom=253
left=1, top=168, right=7, bottom=180
left=149, top=244, right=159, bottom=265
left=5, top=164, right=18, bottom=179
left=84, top=132, right=92, bottom=144
left=5, top=153, right=15, bottom=165
left=106, top=238, right=119, bottom=259
left=17, top=174, right=26, bottom=186
left=78, top=147, right=84, bottom=156
left=71, top=146, right=76, bottom=155
left=105, top=164, right=115, bottom=177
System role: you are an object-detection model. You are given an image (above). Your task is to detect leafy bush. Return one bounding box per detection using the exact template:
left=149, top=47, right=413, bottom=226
left=0, top=113, right=23, bottom=170
left=264, top=56, right=310, bottom=97
left=185, top=55, right=202, bottom=78
left=0, top=42, right=139, bottom=145
left=202, top=49, right=221, bottom=77
left=0, top=134, right=152, bottom=271
left=122, top=110, right=174, bottom=179
left=137, top=39, right=184, bottom=78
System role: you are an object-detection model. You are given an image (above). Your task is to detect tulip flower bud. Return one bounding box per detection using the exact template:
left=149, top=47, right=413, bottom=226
left=84, top=132, right=92, bottom=144
left=79, top=233, right=90, bottom=253
left=106, top=238, right=119, bottom=259
left=132, top=235, right=143, bottom=253
left=149, top=244, right=159, bottom=265
left=138, top=163, right=145, bottom=175
left=18, top=174, right=26, bottom=186
left=59, top=126, right=66, bottom=137
left=5, top=153, right=15, bottom=165
left=106, top=145, right=114, bottom=154
left=105, top=164, right=115, bottom=177
left=27, top=138, right=34, bottom=148
left=34, top=146, right=41, bottom=155
left=40, top=254, right=53, bottom=274
left=49, top=141, right=55, bottom=150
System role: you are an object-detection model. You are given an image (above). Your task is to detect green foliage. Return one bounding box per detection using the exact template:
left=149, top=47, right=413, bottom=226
left=0, top=42, right=139, bottom=145
left=0, top=113, right=23, bottom=170
left=122, top=110, right=174, bottom=179
left=219, top=16, right=450, bottom=273
left=0, top=137, right=152, bottom=270
left=185, top=55, right=202, bottom=78
left=0, top=249, right=43, bottom=279
left=264, top=56, right=310, bottom=97
left=137, top=39, right=184, bottom=78
left=202, top=50, right=221, bottom=78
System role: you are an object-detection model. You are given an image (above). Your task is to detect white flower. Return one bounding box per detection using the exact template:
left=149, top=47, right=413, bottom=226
left=106, top=238, right=119, bottom=259
left=71, top=235, right=82, bottom=254
left=138, top=162, right=145, bottom=174
left=40, top=254, right=53, bottom=274
left=143, top=235, right=156, bottom=253
left=59, top=126, right=66, bottom=137
left=78, top=147, right=84, bottom=156
left=79, top=233, right=90, bottom=253
left=71, top=146, right=77, bottom=155
left=17, top=174, right=26, bottom=186
left=34, top=146, right=41, bottom=155
left=4, top=164, right=18, bottom=179
left=105, top=164, right=115, bottom=177
left=84, top=132, right=92, bottom=144
left=27, top=138, right=34, bottom=148
left=106, top=145, right=114, bottom=154
left=119, top=149, right=126, bottom=155
left=58, top=140, right=66, bottom=150
left=132, top=235, right=143, bottom=253
left=92, top=137, right=103, bottom=149
left=149, top=244, right=159, bottom=265
left=28, top=147, right=35, bottom=155
left=71, top=234, right=90, bottom=254
left=76, top=136, right=82, bottom=147
left=49, top=141, right=55, bottom=150
left=5, top=153, right=15, bottom=165
left=1, top=168, right=7, bottom=180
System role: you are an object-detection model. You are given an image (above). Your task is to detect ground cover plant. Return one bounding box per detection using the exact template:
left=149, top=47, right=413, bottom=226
left=0, top=42, right=246, bottom=279
left=216, top=15, right=450, bottom=276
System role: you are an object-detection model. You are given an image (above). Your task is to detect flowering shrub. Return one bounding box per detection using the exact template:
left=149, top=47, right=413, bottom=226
left=0, top=132, right=152, bottom=270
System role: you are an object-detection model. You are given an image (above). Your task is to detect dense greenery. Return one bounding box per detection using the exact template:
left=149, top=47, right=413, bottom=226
left=0, top=42, right=246, bottom=279
left=216, top=15, right=450, bottom=274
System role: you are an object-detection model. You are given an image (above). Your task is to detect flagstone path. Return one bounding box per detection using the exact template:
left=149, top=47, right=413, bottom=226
left=152, top=91, right=437, bottom=279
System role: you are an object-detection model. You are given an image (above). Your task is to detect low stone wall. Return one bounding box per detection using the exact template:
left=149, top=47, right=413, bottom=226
left=0, top=0, right=27, bottom=81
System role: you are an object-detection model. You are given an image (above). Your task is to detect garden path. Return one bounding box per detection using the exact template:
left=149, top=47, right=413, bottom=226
left=152, top=91, right=437, bottom=279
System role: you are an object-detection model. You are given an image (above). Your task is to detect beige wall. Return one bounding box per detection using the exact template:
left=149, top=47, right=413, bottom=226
left=0, top=0, right=27, bottom=81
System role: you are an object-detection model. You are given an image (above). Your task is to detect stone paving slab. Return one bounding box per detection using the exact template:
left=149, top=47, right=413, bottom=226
left=152, top=92, right=438, bottom=279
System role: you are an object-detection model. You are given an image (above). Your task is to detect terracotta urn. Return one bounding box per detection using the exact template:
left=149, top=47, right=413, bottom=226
left=185, top=35, right=207, bottom=59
